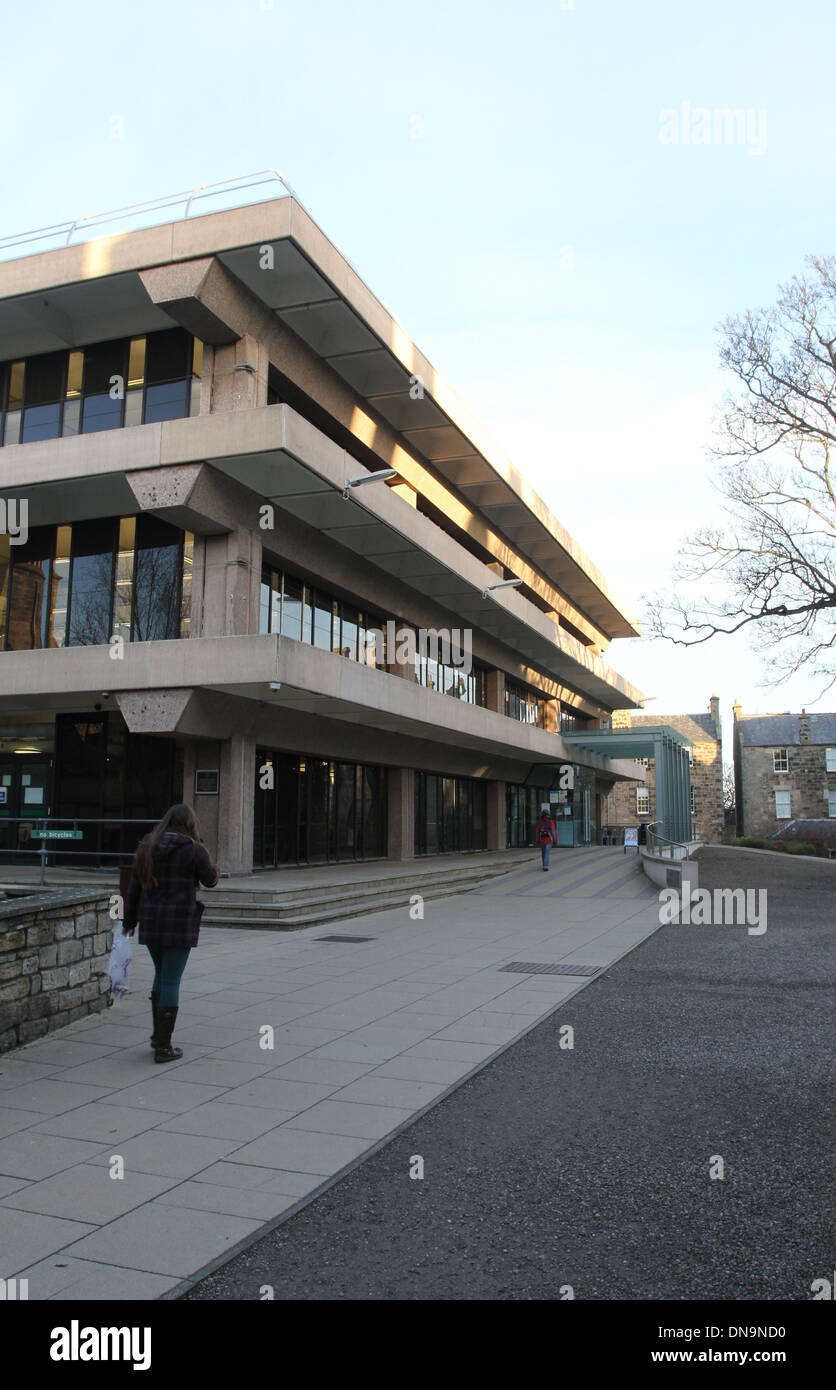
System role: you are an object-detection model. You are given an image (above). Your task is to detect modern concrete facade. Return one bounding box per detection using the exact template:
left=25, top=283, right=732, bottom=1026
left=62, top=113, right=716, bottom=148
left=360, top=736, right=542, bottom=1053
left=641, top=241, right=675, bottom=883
left=732, top=704, right=836, bottom=836
left=606, top=697, right=724, bottom=843
left=0, top=193, right=653, bottom=873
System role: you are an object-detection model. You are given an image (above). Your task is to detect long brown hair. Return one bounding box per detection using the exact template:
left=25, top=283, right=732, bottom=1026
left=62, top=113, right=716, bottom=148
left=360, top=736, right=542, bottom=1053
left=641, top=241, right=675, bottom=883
left=134, top=803, right=201, bottom=891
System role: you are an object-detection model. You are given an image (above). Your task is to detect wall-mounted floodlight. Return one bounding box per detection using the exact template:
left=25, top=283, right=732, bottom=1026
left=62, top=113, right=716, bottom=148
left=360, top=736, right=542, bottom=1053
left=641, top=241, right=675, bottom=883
left=482, top=577, right=523, bottom=600
left=343, top=468, right=398, bottom=500
left=268, top=682, right=282, bottom=692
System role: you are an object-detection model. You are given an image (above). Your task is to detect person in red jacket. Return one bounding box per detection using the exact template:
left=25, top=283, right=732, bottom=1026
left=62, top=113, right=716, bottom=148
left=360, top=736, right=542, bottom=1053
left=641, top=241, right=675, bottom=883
left=122, top=804, right=219, bottom=1063
left=535, top=805, right=558, bottom=870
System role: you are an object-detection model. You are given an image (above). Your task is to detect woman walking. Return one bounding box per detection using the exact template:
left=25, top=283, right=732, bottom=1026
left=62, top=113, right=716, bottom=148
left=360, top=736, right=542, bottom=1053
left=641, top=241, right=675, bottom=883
left=534, top=805, right=558, bottom=871
left=122, top=804, right=219, bottom=1063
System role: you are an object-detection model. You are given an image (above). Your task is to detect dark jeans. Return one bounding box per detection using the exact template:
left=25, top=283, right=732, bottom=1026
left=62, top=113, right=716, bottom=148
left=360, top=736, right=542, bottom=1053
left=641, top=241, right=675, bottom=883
left=147, top=946, right=191, bottom=1008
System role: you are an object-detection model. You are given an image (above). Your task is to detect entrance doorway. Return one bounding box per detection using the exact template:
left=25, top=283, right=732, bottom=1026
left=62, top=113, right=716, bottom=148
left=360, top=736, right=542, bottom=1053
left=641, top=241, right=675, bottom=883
left=0, top=754, right=53, bottom=862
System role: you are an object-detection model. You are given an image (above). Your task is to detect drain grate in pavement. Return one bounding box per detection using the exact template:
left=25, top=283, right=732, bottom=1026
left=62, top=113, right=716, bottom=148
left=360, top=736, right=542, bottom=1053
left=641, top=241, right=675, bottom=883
left=499, top=961, right=603, bottom=977
left=316, top=934, right=377, bottom=943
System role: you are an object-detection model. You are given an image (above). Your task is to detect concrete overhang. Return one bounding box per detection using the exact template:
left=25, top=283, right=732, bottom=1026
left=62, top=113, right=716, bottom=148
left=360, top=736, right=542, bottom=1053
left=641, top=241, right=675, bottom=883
left=0, top=635, right=644, bottom=785
left=563, top=727, right=693, bottom=757
left=0, top=198, right=640, bottom=641
left=0, top=405, right=645, bottom=710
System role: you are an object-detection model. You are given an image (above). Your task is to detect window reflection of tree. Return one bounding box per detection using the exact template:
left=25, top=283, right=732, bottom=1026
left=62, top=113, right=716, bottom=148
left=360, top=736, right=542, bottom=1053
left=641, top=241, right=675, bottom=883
left=132, top=541, right=181, bottom=641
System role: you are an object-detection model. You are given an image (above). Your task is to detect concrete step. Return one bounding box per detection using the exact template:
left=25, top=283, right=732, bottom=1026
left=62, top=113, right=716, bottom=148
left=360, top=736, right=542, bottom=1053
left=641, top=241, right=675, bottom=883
left=199, top=865, right=511, bottom=919
left=202, top=878, right=490, bottom=932
left=199, top=861, right=513, bottom=908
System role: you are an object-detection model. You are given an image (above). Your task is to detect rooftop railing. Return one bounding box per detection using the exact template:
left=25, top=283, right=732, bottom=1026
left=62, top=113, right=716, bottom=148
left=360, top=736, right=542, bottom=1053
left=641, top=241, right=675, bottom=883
left=0, top=170, right=301, bottom=262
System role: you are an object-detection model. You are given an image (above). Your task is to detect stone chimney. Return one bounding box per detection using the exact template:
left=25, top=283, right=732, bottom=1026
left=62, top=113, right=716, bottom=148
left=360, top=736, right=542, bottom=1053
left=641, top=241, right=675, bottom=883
left=800, top=708, right=810, bottom=744
left=709, top=694, right=721, bottom=741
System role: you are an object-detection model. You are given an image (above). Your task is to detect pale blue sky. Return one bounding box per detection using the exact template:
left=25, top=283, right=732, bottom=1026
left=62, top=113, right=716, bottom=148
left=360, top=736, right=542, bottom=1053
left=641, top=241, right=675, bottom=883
left=4, top=0, right=835, bottom=752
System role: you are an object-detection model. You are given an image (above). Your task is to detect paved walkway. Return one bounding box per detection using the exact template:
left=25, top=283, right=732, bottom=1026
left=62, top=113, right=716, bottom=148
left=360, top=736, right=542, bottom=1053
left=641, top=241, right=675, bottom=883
left=179, top=846, right=833, bottom=1302
left=0, top=847, right=657, bottom=1300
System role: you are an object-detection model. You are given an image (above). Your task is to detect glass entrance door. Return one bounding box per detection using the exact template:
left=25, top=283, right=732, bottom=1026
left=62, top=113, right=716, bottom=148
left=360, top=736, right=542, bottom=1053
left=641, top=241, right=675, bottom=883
left=0, top=755, right=53, bottom=862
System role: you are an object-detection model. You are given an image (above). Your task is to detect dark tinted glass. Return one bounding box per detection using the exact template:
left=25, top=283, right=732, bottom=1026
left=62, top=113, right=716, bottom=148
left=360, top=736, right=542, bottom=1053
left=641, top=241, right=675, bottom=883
left=24, top=351, right=65, bottom=406
left=143, top=380, right=189, bottom=423
left=83, top=340, right=128, bottom=396
left=132, top=515, right=182, bottom=641
left=144, top=329, right=191, bottom=385
left=68, top=518, right=117, bottom=646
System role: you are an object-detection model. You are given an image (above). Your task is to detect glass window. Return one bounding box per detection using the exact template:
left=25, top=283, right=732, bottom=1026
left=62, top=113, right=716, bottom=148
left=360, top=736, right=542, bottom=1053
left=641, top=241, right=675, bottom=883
left=0, top=533, right=9, bottom=647
left=826, top=748, right=836, bottom=772
left=313, top=591, right=332, bottom=651
left=49, top=525, right=72, bottom=647
left=81, top=339, right=127, bottom=434
left=21, top=351, right=65, bottom=443
left=113, top=517, right=136, bottom=641
left=67, top=518, right=118, bottom=646
left=259, top=573, right=271, bottom=634
left=637, top=788, right=650, bottom=814
left=774, top=789, right=791, bottom=819
left=144, top=328, right=191, bottom=385
left=341, top=605, right=358, bottom=661
left=132, top=515, right=182, bottom=641
left=282, top=573, right=302, bottom=640
left=773, top=749, right=789, bottom=773
left=4, top=526, right=54, bottom=651
left=144, top=379, right=189, bottom=424
left=180, top=532, right=193, bottom=638
left=828, top=790, right=836, bottom=817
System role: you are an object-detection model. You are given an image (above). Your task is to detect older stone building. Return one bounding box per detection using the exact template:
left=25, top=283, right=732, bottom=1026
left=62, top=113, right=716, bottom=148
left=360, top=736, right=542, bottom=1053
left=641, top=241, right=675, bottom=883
left=732, top=704, right=836, bottom=836
left=603, top=697, right=724, bottom=843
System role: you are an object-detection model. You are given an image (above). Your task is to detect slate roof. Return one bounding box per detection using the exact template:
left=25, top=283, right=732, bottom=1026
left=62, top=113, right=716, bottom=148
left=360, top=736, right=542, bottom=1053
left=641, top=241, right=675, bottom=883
left=738, top=713, right=836, bottom=746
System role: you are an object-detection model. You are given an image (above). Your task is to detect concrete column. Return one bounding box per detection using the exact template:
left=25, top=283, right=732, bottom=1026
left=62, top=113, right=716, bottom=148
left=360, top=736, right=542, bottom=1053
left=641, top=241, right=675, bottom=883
left=387, top=767, right=414, bottom=860
left=201, top=525, right=262, bottom=637
left=210, top=334, right=269, bottom=413
left=187, top=739, right=222, bottom=860
left=182, top=742, right=197, bottom=808
left=217, top=732, right=256, bottom=874
left=486, top=780, right=506, bottom=850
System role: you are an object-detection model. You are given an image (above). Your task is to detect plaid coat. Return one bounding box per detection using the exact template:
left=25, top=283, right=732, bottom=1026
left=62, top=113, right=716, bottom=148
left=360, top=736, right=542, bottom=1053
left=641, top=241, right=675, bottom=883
left=123, top=832, right=219, bottom=949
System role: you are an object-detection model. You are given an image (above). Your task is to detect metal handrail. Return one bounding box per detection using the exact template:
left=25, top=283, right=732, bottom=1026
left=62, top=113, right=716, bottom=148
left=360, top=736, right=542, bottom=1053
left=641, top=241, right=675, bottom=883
left=0, top=170, right=297, bottom=257
left=0, top=816, right=156, bottom=885
left=645, top=822, right=698, bottom=861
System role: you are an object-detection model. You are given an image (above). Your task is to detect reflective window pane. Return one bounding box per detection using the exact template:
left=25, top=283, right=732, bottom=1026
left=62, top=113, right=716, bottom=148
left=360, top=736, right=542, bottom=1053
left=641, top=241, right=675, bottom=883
left=143, top=380, right=188, bottom=423
left=132, top=515, right=182, bottom=641
left=67, top=518, right=117, bottom=646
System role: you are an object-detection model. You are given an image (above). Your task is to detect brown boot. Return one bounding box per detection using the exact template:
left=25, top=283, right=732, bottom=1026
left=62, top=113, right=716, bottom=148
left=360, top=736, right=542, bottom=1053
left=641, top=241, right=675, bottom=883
left=154, top=1006, right=183, bottom=1064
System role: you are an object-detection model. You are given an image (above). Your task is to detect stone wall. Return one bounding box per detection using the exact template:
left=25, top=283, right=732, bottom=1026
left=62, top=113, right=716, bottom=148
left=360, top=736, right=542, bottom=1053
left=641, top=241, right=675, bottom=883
left=0, top=891, right=113, bottom=1053
left=738, top=742, right=836, bottom=836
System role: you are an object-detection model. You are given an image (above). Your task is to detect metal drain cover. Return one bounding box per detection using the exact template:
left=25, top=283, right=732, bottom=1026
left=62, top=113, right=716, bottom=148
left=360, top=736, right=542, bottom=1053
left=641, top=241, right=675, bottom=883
left=316, top=934, right=377, bottom=943
left=499, top=961, right=602, bottom=977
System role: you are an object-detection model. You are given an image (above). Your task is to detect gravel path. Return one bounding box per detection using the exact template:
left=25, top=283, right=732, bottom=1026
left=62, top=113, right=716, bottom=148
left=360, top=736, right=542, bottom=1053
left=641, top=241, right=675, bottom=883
left=181, top=848, right=834, bottom=1300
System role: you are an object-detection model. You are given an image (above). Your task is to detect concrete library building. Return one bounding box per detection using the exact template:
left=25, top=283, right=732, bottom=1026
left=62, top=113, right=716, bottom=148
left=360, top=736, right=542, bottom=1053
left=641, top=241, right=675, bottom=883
left=0, top=183, right=679, bottom=874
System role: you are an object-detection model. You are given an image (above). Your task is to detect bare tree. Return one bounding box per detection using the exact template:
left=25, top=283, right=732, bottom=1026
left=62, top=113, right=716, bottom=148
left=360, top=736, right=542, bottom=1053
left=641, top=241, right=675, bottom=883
left=723, top=761, right=736, bottom=816
left=647, top=255, right=836, bottom=694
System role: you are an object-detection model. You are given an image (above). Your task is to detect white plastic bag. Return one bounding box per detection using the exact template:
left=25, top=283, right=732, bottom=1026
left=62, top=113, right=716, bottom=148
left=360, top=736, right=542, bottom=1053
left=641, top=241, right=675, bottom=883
left=107, top=927, right=132, bottom=998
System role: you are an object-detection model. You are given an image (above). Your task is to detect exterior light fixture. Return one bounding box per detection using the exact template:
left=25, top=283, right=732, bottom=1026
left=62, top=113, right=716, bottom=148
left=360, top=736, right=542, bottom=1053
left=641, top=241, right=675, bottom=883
left=268, top=682, right=282, bottom=691
left=343, top=468, right=398, bottom=500
left=482, top=577, right=523, bottom=600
